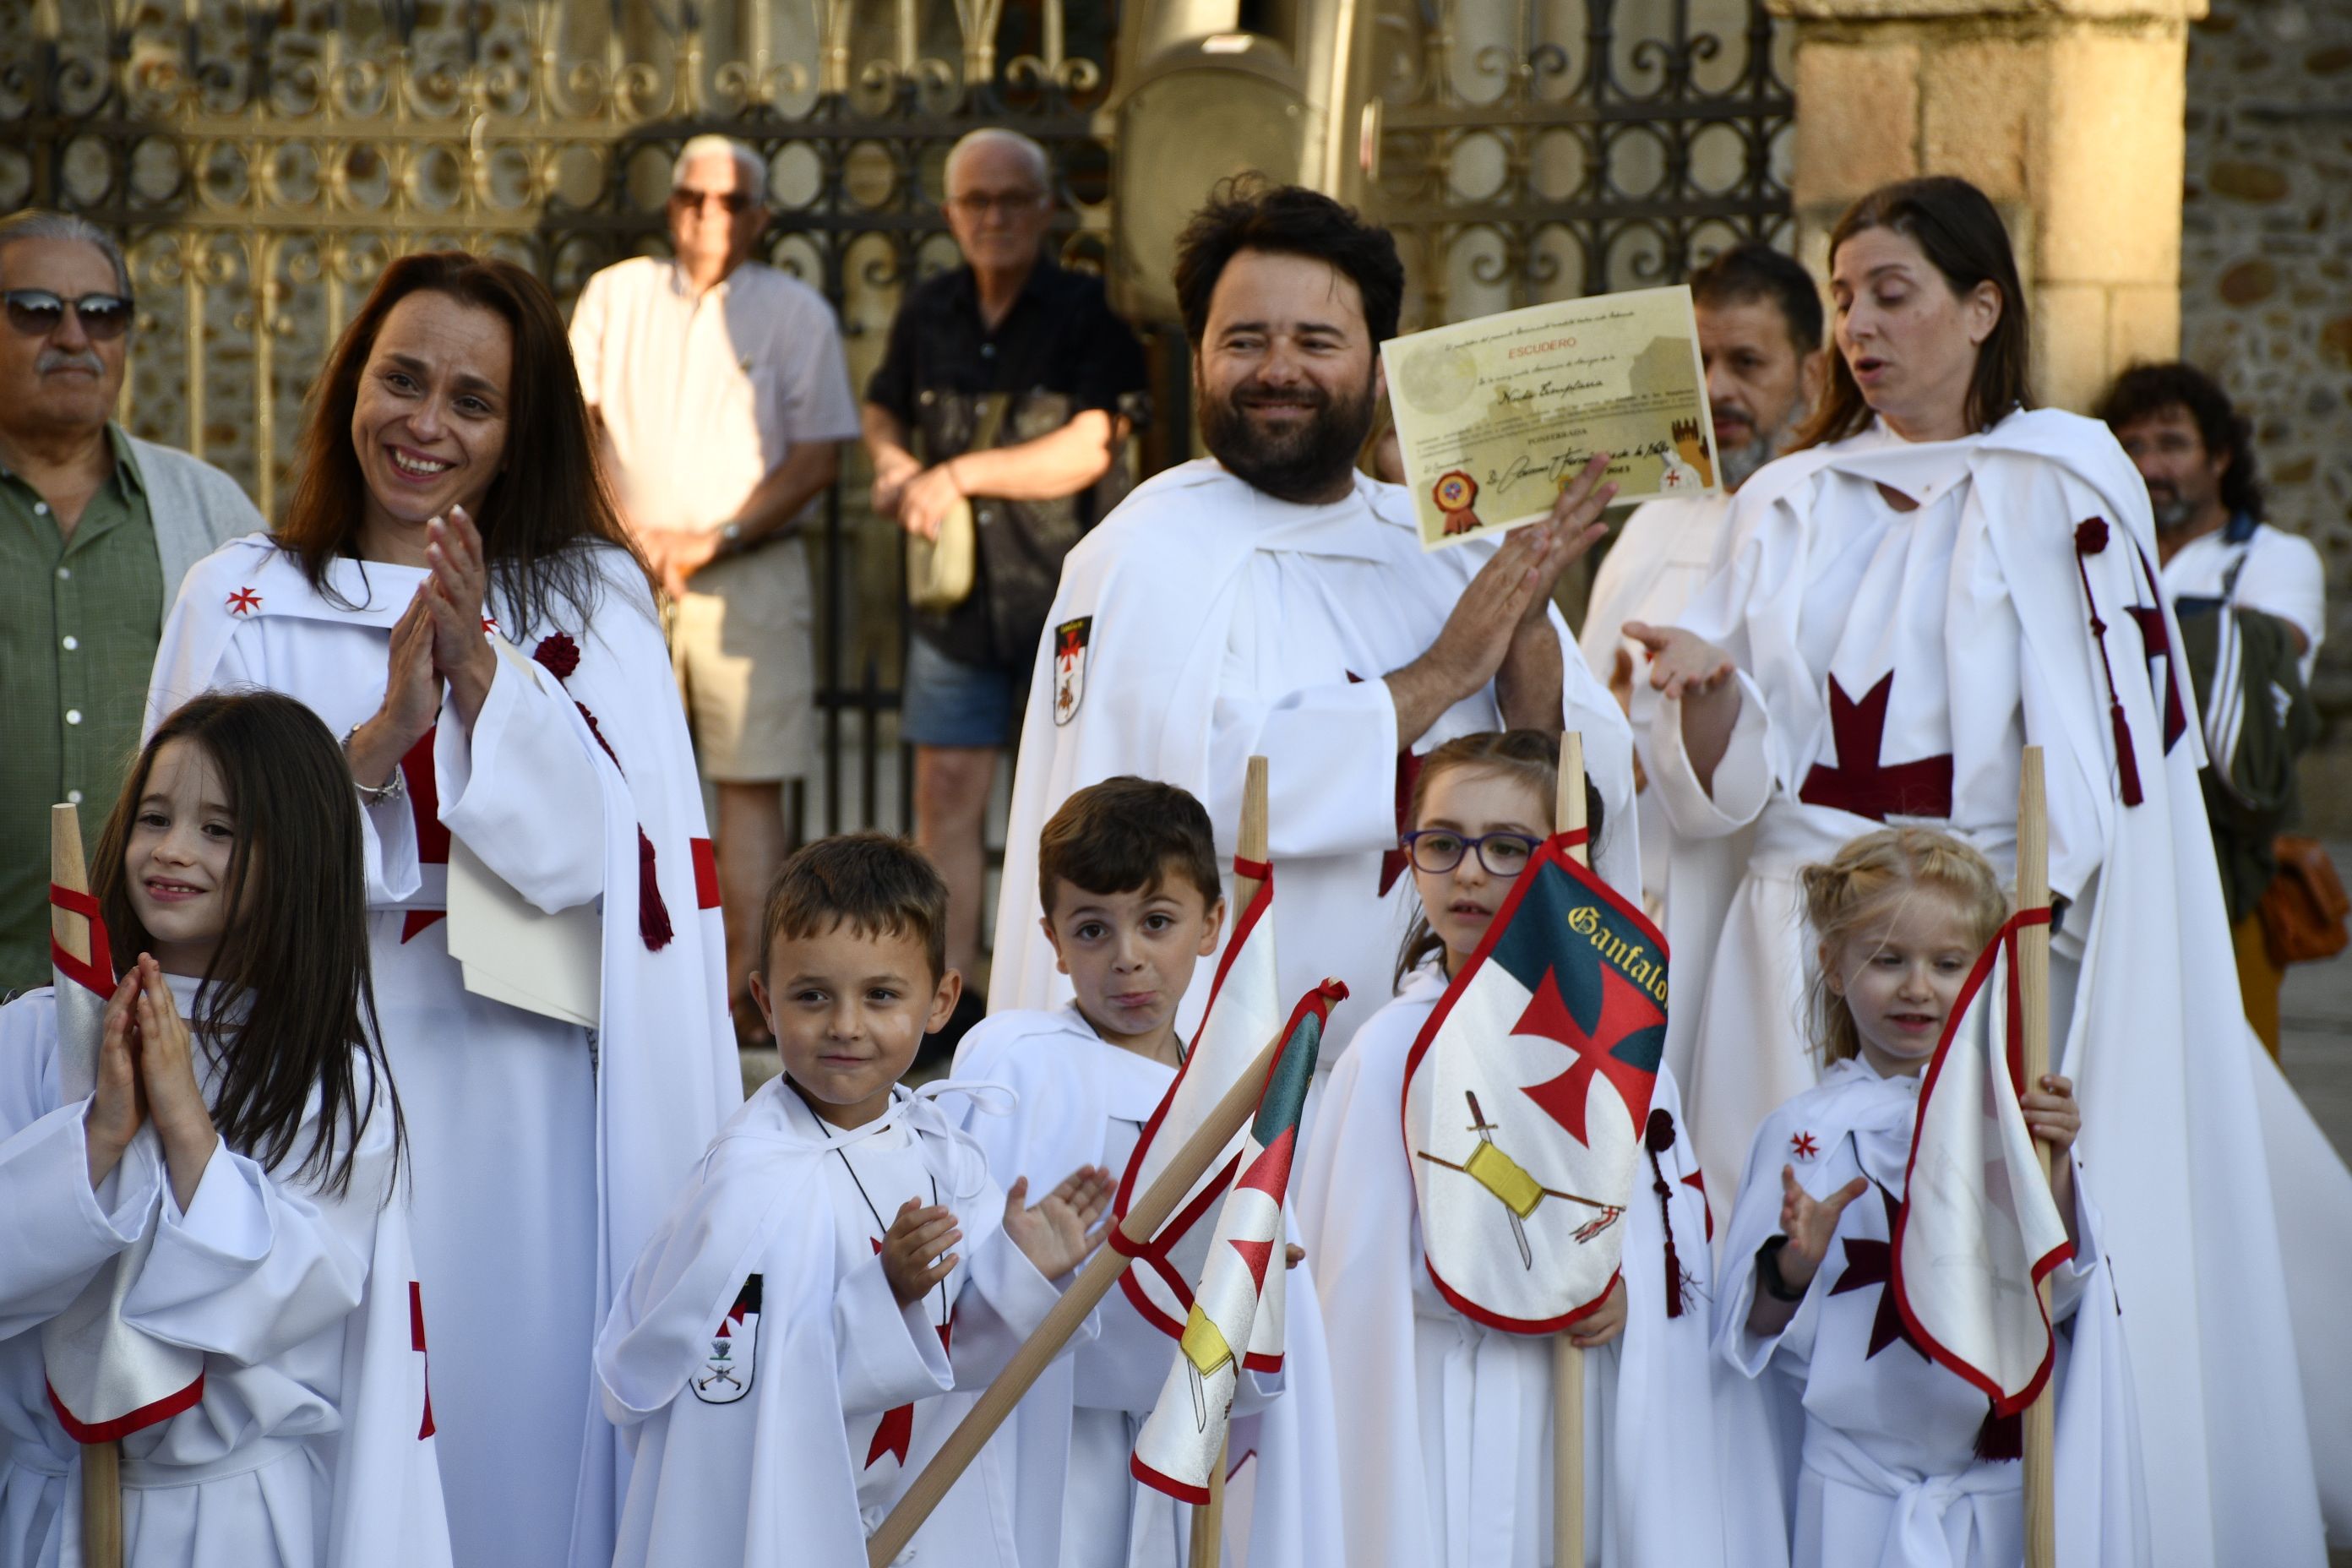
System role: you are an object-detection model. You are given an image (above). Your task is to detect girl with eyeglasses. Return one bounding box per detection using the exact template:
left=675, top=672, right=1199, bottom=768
left=1294, top=729, right=1731, bottom=1568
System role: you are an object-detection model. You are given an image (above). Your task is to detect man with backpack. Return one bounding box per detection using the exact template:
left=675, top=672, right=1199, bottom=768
left=2099, top=361, right=2334, bottom=1054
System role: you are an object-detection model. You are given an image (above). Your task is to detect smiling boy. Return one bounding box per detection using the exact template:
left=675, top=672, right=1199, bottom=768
left=953, top=777, right=1344, bottom=1568
left=595, top=833, right=1112, bottom=1567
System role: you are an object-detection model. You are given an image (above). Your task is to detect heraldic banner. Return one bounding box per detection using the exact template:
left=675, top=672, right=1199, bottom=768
left=1132, top=981, right=1337, bottom=1504
left=1113, top=858, right=1282, bottom=1337
left=1892, top=910, right=2074, bottom=1415
left=1402, top=831, right=1667, bottom=1332
left=44, top=832, right=207, bottom=1440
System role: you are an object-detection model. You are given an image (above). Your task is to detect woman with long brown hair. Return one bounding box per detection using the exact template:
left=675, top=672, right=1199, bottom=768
left=144, top=252, right=738, bottom=1568
left=1626, top=177, right=2339, bottom=1562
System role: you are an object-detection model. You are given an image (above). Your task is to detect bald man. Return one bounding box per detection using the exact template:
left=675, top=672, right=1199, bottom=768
left=863, top=128, right=1149, bottom=1037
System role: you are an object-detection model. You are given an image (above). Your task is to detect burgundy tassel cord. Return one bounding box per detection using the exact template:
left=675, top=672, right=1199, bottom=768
left=1645, top=1108, right=1696, bottom=1320
left=531, top=634, right=675, bottom=951
left=2070, top=519, right=2145, bottom=808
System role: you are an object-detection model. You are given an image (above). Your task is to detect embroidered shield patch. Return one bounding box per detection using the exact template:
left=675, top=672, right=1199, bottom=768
left=691, top=1275, right=761, bottom=1404
left=1053, top=616, right=1092, bottom=727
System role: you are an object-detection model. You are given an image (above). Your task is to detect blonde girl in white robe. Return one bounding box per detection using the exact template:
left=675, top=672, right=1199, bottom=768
left=1294, top=731, right=1727, bottom=1568
left=1713, top=827, right=2142, bottom=1568
left=0, top=691, right=447, bottom=1567
left=144, top=253, right=738, bottom=1568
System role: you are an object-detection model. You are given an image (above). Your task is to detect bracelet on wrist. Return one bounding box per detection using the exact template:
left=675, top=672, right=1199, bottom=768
left=1756, top=1235, right=1808, bottom=1302
left=343, top=722, right=407, bottom=807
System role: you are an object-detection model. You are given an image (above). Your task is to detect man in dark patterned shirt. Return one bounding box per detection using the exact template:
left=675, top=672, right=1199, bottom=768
left=863, top=128, right=1148, bottom=1029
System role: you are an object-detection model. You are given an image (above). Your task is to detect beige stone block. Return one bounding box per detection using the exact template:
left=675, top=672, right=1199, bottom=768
left=1920, top=38, right=2043, bottom=204
left=2036, top=30, right=2188, bottom=286
left=1793, top=41, right=1920, bottom=208
left=2106, top=283, right=2180, bottom=373
left=1772, top=0, right=2202, bottom=19
left=2035, top=280, right=2111, bottom=412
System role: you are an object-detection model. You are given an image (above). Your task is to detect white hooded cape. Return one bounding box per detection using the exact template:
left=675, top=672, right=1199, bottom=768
left=0, top=981, right=450, bottom=1567
left=953, top=1007, right=1347, bottom=1568
left=1643, top=410, right=2345, bottom=1561
left=1293, top=966, right=1729, bottom=1568
left=145, top=536, right=740, bottom=1568
left=990, top=460, right=1637, bottom=1059
left=1712, top=1059, right=2148, bottom=1568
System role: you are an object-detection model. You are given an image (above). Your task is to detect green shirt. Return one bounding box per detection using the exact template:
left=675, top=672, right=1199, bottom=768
left=0, top=425, right=165, bottom=996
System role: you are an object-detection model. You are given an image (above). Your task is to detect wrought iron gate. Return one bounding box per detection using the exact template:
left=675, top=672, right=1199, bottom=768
left=1, top=0, right=1789, bottom=841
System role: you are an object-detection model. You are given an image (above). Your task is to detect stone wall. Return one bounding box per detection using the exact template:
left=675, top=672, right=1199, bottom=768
left=2179, top=0, right=2352, bottom=751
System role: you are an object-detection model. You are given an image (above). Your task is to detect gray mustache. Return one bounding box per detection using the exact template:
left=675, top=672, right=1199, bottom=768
left=38, top=348, right=106, bottom=376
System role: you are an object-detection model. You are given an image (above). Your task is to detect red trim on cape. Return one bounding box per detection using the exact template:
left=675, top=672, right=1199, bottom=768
left=1130, top=1448, right=1214, bottom=1506
left=47, top=1372, right=205, bottom=1444
left=1887, top=908, right=2073, bottom=1418
left=1397, top=829, right=1665, bottom=1337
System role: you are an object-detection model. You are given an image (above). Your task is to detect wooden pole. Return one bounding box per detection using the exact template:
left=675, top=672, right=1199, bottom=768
left=1552, top=736, right=1588, bottom=1568
left=2016, top=749, right=2056, bottom=1568
left=1188, top=756, right=1264, bottom=1568
left=869, top=760, right=1276, bottom=1566
left=53, top=804, right=123, bottom=1568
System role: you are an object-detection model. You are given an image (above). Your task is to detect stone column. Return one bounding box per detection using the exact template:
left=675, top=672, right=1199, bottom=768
left=1770, top=0, right=2206, bottom=413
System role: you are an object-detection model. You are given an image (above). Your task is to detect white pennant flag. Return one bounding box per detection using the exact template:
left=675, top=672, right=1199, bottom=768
left=1111, top=855, right=1283, bottom=1338
left=1892, top=914, right=2073, bottom=1414
left=43, top=816, right=206, bottom=1441
left=1132, top=984, right=1335, bottom=1501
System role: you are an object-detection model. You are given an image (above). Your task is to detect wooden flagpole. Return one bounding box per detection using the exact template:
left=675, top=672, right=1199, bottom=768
left=2016, top=749, right=2056, bottom=1568
left=870, top=760, right=1275, bottom=1567
left=54, top=804, right=124, bottom=1568
left=1189, top=756, right=1266, bottom=1568
left=1553, top=735, right=1588, bottom=1568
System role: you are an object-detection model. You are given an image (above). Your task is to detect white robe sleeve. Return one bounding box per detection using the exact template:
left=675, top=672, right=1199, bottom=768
left=0, top=1103, right=161, bottom=1337
left=1209, top=667, right=1402, bottom=863
left=945, top=1223, right=1067, bottom=1387
left=434, top=649, right=607, bottom=913
left=834, top=1252, right=956, bottom=1416
left=118, top=1104, right=395, bottom=1366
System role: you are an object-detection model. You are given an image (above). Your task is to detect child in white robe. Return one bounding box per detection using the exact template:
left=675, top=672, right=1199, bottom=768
left=0, top=692, right=447, bottom=1567
left=1714, top=827, right=2145, bottom=1568
left=955, top=776, right=1345, bottom=1568
left=1294, top=731, right=1728, bottom=1568
left=595, top=833, right=1114, bottom=1566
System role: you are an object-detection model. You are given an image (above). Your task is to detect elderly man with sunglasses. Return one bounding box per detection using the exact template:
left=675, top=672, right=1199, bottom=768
left=569, top=135, right=860, bottom=1048
left=0, top=209, right=259, bottom=995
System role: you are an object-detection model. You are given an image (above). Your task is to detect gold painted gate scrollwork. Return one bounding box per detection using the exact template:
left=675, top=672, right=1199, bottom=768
left=1, top=0, right=1790, bottom=836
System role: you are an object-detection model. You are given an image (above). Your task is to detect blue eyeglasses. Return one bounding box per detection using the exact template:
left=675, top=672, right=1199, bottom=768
left=1399, top=828, right=1541, bottom=877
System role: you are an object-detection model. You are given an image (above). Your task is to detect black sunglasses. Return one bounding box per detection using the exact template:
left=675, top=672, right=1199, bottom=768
left=671, top=187, right=751, bottom=215
left=3, top=288, right=134, bottom=341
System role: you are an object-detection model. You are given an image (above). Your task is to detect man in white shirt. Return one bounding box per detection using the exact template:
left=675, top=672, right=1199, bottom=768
left=569, top=135, right=861, bottom=1037
left=1576, top=242, right=1822, bottom=915
left=2099, top=359, right=2329, bottom=1053
left=991, top=181, right=1634, bottom=1053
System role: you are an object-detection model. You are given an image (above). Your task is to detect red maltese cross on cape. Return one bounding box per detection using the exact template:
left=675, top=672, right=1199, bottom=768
left=1403, top=834, right=1668, bottom=1332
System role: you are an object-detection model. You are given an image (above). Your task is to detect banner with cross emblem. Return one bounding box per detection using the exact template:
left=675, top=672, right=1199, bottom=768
left=1402, top=832, right=1669, bottom=1331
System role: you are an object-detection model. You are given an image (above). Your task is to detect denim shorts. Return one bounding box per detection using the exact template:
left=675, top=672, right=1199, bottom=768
left=901, top=633, right=1022, bottom=748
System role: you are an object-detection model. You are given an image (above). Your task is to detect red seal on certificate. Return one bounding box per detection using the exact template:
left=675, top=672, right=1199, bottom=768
left=1433, top=470, right=1483, bottom=536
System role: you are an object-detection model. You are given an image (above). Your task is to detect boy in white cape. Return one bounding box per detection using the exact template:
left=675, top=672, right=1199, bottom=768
left=593, top=835, right=1113, bottom=1566
left=956, top=777, right=1345, bottom=1568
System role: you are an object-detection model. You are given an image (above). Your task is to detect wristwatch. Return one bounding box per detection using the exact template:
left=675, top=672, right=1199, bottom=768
left=719, top=521, right=745, bottom=556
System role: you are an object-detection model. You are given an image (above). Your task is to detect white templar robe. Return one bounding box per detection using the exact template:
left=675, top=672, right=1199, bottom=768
left=1713, top=1059, right=2147, bottom=1568
left=1643, top=409, right=2346, bottom=1561
left=1576, top=492, right=1746, bottom=939
left=0, top=978, right=449, bottom=1568
left=991, top=460, right=1637, bottom=1062
left=1293, top=966, right=1729, bottom=1568
left=952, top=1008, right=1346, bottom=1568
left=595, top=1080, right=1079, bottom=1567
left=145, top=536, right=741, bottom=1568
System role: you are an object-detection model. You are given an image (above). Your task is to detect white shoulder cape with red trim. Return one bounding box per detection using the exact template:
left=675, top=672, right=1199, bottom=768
left=1713, top=1059, right=2148, bottom=1568
left=1293, top=967, right=1730, bottom=1568
left=0, top=983, right=452, bottom=1568
left=146, top=534, right=741, bottom=1568
left=952, top=1006, right=1348, bottom=1568
left=990, top=460, right=1638, bottom=1062
left=1641, top=411, right=2348, bottom=1561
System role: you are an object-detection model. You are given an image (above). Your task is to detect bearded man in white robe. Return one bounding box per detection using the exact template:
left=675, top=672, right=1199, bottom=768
left=993, top=180, right=1635, bottom=1054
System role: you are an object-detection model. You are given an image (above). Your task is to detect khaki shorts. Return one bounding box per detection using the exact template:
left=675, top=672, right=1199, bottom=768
left=667, top=541, right=815, bottom=782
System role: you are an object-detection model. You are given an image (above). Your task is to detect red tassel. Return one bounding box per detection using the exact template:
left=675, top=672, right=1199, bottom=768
left=1645, top=1109, right=1690, bottom=1320
left=638, top=827, right=673, bottom=951
left=1974, top=1407, right=2023, bottom=1462
left=2072, top=517, right=2144, bottom=808
left=2109, top=703, right=2143, bottom=806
